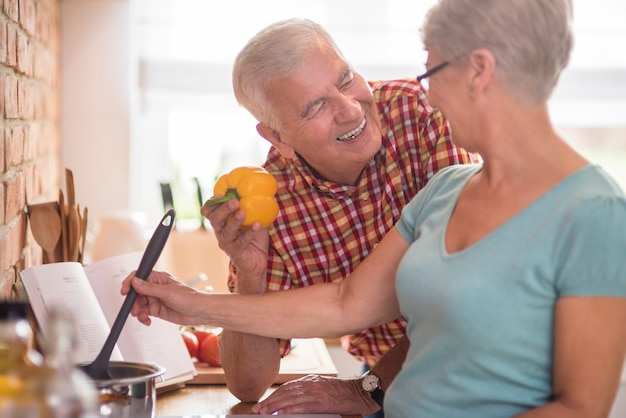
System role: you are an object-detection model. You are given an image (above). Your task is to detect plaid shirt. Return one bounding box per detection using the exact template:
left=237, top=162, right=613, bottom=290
left=228, top=78, right=480, bottom=366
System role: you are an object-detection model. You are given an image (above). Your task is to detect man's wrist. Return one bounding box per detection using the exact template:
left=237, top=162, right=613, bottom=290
left=233, top=275, right=268, bottom=293
left=360, top=370, right=385, bottom=407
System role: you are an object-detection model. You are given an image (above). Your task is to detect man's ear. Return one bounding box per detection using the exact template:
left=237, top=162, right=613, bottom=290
left=467, top=48, right=496, bottom=97
left=256, top=123, right=296, bottom=159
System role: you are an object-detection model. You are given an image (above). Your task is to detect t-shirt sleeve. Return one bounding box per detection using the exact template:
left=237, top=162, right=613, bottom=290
left=556, top=195, right=626, bottom=297
left=396, top=194, right=421, bottom=243
left=396, top=166, right=455, bottom=243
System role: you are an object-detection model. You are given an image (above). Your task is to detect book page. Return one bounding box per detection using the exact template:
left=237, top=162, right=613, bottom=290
left=19, top=262, right=123, bottom=363
left=84, top=252, right=196, bottom=383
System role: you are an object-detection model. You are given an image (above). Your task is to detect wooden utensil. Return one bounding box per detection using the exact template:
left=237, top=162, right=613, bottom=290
left=79, top=207, right=88, bottom=263
left=29, top=203, right=62, bottom=263
left=66, top=168, right=81, bottom=261
left=58, top=189, right=68, bottom=262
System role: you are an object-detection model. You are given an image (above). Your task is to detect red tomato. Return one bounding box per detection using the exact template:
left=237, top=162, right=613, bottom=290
left=197, top=332, right=221, bottom=367
left=192, top=328, right=215, bottom=346
left=180, top=329, right=199, bottom=359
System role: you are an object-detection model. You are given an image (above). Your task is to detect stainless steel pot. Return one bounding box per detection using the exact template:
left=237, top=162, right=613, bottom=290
left=88, top=361, right=165, bottom=418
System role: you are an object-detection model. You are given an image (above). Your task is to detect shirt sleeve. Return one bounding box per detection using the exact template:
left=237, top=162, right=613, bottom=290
left=396, top=166, right=454, bottom=243
left=556, top=195, right=626, bottom=297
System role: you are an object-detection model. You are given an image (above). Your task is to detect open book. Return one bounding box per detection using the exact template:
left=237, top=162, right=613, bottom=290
left=19, top=252, right=196, bottom=390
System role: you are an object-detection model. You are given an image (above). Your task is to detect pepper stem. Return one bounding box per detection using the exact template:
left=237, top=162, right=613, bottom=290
left=203, top=189, right=239, bottom=207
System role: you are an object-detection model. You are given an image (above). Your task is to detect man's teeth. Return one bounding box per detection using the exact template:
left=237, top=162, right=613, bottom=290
left=337, top=119, right=366, bottom=141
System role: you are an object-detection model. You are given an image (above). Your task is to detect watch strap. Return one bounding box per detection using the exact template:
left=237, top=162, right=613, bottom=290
left=361, top=370, right=385, bottom=407
left=369, top=385, right=385, bottom=407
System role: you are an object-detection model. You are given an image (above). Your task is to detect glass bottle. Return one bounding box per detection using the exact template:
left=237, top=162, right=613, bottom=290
left=0, top=300, right=48, bottom=417
left=41, top=307, right=98, bottom=418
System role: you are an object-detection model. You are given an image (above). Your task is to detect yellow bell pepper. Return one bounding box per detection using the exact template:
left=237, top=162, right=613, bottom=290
left=206, top=166, right=279, bottom=228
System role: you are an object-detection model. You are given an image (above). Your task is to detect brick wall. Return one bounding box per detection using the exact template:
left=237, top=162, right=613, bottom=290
left=0, top=0, right=60, bottom=298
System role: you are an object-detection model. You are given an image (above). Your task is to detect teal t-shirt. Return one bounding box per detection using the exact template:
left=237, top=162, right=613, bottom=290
left=388, top=164, right=626, bottom=417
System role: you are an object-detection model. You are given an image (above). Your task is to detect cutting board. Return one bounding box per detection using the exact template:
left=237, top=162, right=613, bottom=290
left=187, top=338, right=338, bottom=385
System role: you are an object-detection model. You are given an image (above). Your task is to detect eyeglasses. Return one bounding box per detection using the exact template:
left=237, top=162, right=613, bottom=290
left=416, top=61, right=450, bottom=89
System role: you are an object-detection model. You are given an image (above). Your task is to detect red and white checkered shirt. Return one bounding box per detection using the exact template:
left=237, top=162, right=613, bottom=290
left=228, top=78, right=480, bottom=366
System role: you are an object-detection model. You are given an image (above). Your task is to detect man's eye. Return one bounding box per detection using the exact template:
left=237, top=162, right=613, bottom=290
left=311, top=102, right=325, bottom=116
left=304, top=102, right=325, bottom=120
left=340, top=74, right=355, bottom=90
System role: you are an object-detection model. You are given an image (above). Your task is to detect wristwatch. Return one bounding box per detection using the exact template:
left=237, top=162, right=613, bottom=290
left=360, top=370, right=385, bottom=407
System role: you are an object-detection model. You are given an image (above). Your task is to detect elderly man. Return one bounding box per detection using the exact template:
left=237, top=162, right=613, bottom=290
left=204, top=18, right=478, bottom=416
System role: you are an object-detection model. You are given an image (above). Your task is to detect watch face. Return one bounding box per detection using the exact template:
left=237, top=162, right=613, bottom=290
left=362, top=373, right=380, bottom=392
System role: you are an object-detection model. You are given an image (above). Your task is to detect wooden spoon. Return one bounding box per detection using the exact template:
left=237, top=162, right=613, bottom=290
left=66, top=169, right=81, bottom=261
left=58, top=189, right=68, bottom=262
left=79, top=207, right=88, bottom=263
left=29, top=204, right=62, bottom=263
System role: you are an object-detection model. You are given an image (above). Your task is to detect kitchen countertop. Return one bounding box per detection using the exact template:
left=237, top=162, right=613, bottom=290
left=156, top=338, right=359, bottom=417
left=188, top=338, right=338, bottom=385
left=156, top=384, right=357, bottom=417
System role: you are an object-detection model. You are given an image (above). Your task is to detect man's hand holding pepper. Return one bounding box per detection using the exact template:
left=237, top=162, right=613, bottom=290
left=202, top=166, right=277, bottom=280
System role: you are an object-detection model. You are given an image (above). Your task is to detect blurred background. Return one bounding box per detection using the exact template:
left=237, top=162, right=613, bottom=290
left=60, top=0, right=626, bottom=227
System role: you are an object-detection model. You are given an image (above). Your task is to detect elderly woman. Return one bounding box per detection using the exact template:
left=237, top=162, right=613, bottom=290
left=123, top=0, right=626, bottom=416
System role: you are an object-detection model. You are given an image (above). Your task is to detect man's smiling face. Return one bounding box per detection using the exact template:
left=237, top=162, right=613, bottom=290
left=258, top=41, right=383, bottom=185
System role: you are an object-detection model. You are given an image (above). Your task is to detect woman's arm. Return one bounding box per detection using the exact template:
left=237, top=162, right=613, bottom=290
left=515, top=296, right=626, bottom=417
left=125, top=227, right=409, bottom=340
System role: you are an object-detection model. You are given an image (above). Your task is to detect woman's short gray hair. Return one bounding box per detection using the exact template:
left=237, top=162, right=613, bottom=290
left=232, top=18, right=345, bottom=131
left=421, top=0, right=573, bottom=104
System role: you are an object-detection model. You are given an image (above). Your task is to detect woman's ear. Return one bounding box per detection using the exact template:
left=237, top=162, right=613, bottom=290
left=256, top=123, right=296, bottom=159
left=467, top=48, right=496, bottom=97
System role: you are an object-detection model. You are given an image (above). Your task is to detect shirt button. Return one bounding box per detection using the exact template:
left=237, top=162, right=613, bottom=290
left=360, top=192, right=369, bottom=201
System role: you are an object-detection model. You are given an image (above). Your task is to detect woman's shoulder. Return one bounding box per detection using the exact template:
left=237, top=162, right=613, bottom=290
left=555, top=165, right=626, bottom=246
left=425, top=164, right=482, bottom=191
left=577, top=165, right=626, bottom=198
left=399, top=164, right=481, bottom=230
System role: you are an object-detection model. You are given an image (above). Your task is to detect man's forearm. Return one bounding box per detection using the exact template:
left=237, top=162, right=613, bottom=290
left=221, top=266, right=282, bottom=402
left=220, top=329, right=281, bottom=402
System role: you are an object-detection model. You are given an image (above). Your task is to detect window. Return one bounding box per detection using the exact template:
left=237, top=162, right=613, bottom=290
left=132, top=0, right=626, bottom=224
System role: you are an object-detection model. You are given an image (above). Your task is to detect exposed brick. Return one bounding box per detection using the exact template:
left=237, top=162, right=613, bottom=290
left=17, top=32, right=33, bottom=76
left=6, top=126, right=25, bottom=168
left=0, top=129, right=5, bottom=174
left=0, top=181, right=4, bottom=225
left=3, top=173, right=24, bottom=222
left=4, top=73, right=18, bottom=119
left=0, top=270, right=15, bottom=298
left=6, top=24, right=17, bottom=68
left=3, top=0, right=19, bottom=23
left=1, top=213, right=26, bottom=271
left=36, top=5, right=48, bottom=43
left=18, top=80, right=35, bottom=119
left=32, top=43, right=42, bottom=79
left=19, top=0, right=37, bottom=37
left=23, top=124, right=36, bottom=162
left=0, top=22, right=7, bottom=64
left=1, top=0, right=59, bottom=296
left=22, top=161, right=36, bottom=205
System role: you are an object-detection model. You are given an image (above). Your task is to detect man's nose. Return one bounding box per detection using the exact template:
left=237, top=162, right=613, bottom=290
left=333, top=95, right=361, bottom=122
